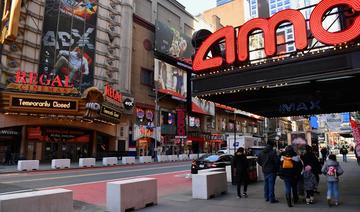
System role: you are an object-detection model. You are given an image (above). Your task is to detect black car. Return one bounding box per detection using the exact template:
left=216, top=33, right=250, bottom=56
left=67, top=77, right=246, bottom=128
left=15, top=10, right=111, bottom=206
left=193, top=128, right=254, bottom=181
left=191, top=154, right=234, bottom=174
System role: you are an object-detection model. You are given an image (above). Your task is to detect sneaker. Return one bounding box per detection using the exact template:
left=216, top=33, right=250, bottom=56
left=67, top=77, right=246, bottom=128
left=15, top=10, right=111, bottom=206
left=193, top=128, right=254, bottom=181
left=237, top=195, right=241, bottom=199
left=335, top=202, right=339, bottom=206
left=243, top=193, right=248, bottom=198
left=265, top=199, right=269, bottom=202
left=327, top=198, right=332, bottom=207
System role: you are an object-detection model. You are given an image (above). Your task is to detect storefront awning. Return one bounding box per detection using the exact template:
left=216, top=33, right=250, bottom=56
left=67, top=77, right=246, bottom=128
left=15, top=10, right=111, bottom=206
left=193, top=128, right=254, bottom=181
left=187, top=136, right=205, bottom=142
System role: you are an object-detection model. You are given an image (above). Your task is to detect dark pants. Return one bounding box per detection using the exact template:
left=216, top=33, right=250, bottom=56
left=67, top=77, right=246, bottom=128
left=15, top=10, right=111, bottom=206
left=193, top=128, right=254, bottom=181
left=264, top=172, right=276, bottom=201
left=306, top=190, right=314, bottom=198
left=284, top=177, right=298, bottom=200
left=236, top=175, right=248, bottom=196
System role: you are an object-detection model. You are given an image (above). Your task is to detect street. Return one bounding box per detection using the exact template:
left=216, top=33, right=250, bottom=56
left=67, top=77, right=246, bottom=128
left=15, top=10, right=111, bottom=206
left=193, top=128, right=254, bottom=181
left=0, top=161, right=190, bottom=194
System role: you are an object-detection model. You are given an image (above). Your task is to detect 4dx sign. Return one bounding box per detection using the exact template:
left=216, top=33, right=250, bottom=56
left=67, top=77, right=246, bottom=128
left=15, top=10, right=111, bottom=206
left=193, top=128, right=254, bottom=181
left=193, top=0, right=360, bottom=72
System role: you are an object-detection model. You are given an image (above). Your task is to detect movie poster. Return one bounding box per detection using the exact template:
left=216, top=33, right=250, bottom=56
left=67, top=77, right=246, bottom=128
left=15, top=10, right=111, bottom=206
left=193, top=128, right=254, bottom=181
left=155, top=20, right=193, bottom=63
left=154, top=59, right=187, bottom=99
left=192, top=98, right=215, bottom=116
left=38, top=0, right=98, bottom=93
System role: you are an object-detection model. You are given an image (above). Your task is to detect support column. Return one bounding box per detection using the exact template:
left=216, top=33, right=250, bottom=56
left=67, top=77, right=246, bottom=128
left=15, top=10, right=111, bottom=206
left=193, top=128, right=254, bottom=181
left=20, top=125, right=27, bottom=158
left=92, top=130, right=97, bottom=157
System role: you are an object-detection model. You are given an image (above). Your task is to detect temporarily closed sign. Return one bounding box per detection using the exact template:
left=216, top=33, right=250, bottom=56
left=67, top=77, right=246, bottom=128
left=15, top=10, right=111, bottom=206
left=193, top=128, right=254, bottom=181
left=10, top=96, right=78, bottom=111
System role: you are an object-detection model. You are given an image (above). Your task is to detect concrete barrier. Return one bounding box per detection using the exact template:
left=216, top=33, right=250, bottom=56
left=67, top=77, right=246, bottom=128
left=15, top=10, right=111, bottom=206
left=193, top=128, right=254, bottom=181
left=17, top=160, right=39, bottom=171
left=179, top=154, right=188, bottom=160
left=157, top=155, right=167, bottom=162
left=192, top=171, right=227, bottom=199
left=103, top=157, right=118, bottom=166
left=168, top=155, right=178, bottom=161
left=189, top=154, right=198, bottom=160
left=51, top=159, right=70, bottom=169
left=106, top=178, right=157, bottom=212
left=79, top=158, right=96, bottom=167
left=197, top=167, right=225, bottom=174
left=226, top=165, right=232, bottom=183
left=122, top=157, right=135, bottom=164
left=139, top=156, right=152, bottom=163
left=0, top=189, right=73, bottom=212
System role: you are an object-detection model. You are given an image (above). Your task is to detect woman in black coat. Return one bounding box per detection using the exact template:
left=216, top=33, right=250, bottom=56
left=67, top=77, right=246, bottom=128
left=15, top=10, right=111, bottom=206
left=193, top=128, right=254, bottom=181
left=232, top=147, right=249, bottom=198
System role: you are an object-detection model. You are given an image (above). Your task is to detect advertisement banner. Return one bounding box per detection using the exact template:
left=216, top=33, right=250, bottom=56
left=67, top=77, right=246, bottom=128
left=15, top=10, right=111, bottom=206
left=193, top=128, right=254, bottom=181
left=38, top=1, right=98, bottom=93
left=192, top=98, right=215, bottom=116
left=155, top=20, right=193, bottom=63
left=154, top=59, right=187, bottom=99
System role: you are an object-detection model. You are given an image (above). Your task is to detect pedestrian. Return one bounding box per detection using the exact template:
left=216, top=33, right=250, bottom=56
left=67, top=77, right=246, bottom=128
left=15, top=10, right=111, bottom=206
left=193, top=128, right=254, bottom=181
left=320, top=147, right=328, bottom=163
left=322, top=154, right=344, bottom=207
left=301, top=145, right=321, bottom=193
left=303, top=165, right=317, bottom=204
left=232, top=147, right=249, bottom=198
left=256, top=141, right=279, bottom=203
left=278, top=145, right=303, bottom=207
left=339, top=146, right=348, bottom=162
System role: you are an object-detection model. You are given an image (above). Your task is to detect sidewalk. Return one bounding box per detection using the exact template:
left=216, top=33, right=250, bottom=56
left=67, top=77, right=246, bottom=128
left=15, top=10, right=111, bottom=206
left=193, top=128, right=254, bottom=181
left=140, top=154, right=360, bottom=212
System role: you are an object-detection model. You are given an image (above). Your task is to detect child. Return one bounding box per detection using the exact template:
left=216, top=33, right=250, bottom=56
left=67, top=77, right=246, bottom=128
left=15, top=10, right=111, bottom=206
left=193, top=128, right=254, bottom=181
left=303, top=165, right=317, bottom=204
left=321, top=154, right=344, bottom=207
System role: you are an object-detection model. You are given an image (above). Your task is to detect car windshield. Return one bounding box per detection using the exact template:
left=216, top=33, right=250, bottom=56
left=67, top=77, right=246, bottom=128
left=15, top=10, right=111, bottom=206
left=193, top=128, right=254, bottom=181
left=205, top=155, right=220, bottom=162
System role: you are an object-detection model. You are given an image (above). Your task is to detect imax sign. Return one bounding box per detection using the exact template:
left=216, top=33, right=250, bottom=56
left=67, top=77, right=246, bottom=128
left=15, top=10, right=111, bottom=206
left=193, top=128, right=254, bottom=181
left=279, top=100, right=321, bottom=114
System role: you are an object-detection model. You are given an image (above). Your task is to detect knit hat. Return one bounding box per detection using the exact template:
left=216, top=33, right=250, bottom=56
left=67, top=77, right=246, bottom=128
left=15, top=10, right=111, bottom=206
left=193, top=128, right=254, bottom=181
left=305, top=165, right=312, bottom=172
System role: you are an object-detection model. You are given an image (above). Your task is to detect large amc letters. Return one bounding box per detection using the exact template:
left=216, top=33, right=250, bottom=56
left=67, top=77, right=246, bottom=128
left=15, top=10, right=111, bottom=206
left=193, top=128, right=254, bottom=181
left=193, top=0, right=360, bottom=72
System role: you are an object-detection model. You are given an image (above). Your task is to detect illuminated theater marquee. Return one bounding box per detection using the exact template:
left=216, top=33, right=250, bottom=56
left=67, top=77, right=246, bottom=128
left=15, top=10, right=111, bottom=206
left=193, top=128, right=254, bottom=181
left=193, top=0, right=360, bottom=72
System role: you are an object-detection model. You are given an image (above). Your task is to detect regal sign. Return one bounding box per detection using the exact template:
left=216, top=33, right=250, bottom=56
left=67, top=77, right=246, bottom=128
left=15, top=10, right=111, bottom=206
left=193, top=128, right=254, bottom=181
left=104, top=83, right=122, bottom=104
left=6, top=71, right=79, bottom=94
left=193, top=0, right=360, bottom=72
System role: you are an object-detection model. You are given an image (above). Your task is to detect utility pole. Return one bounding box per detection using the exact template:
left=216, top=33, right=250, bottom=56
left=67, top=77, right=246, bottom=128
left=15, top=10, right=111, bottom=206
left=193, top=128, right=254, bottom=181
left=234, top=111, right=236, bottom=154
left=154, top=83, right=159, bottom=161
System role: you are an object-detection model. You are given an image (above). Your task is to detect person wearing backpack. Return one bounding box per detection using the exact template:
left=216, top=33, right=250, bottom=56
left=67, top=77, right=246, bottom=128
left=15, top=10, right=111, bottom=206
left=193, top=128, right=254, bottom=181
left=257, top=141, right=280, bottom=203
left=301, top=145, right=321, bottom=193
left=278, top=145, right=303, bottom=207
left=322, top=154, right=344, bottom=207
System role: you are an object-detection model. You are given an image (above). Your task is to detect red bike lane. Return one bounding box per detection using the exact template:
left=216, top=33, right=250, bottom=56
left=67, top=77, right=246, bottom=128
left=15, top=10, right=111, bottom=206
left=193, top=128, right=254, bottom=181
left=43, top=170, right=191, bottom=207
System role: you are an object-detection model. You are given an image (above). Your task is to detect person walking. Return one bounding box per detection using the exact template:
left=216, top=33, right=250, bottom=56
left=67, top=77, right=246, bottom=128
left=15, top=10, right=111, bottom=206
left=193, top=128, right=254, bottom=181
left=302, top=145, right=321, bottom=193
left=257, top=141, right=279, bottom=203
left=322, top=154, right=344, bottom=207
left=278, top=145, right=303, bottom=207
left=303, top=165, right=317, bottom=204
left=320, top=147, right=328, bottom=163
left=340, top=146, right=348, bottom=162
left=232, top=147, right=249, bottom=198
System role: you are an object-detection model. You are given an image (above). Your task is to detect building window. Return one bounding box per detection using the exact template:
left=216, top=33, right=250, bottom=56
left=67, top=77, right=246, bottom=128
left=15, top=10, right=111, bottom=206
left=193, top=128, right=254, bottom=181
left=140, top=68, right=154, bottom=87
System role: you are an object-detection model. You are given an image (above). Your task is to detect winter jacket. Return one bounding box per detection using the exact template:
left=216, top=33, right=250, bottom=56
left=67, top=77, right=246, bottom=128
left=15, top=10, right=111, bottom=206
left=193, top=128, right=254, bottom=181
left=232, top=153, right=249, bottom=177
left=321, top=159, right=344, bottom=182
left=303, top=170, right=317, bottom=190
left=340, top=148, right=348, bottom=155
left=301, top=152, right=321, bottom=175
left=278, top=150, right=303, bottom=178
left=257, top=145, right=279, bottom=174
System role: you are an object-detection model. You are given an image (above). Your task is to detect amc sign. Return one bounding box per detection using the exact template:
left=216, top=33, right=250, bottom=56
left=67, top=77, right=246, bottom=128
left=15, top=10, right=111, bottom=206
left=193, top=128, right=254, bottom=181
left=193, top=0, right=360, bottom=72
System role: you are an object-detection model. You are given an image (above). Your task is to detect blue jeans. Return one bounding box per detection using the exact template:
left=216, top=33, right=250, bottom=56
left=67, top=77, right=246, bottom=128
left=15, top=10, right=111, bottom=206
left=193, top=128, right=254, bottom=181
left=327, top=181, right=339, bottom=201
left=264, top=173, right=276, bottom=201
left=343, top=154, right=347, bottom=162
left=284, top=177, right=298, bottom=198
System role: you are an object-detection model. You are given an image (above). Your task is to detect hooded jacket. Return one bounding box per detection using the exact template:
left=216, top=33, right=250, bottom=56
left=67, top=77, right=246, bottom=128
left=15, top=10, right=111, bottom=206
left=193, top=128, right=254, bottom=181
left=232, top=152, right=249, bottom=177
left=256, top=145, right=279, bottom=174
left=321, top=159, right=344, bottom=182
left=303, top=170, right=317, bottom=190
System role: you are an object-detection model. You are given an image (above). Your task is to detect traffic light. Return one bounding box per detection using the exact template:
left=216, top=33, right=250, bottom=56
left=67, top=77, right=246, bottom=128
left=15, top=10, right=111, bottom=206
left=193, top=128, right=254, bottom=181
left=1, top=0, right=21, bottom=44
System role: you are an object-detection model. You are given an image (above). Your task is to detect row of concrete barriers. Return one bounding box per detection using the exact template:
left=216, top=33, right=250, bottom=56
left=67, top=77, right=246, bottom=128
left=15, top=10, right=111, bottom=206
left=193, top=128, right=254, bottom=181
left=16, top=154, right=205, bottom=171
left=3, top=164, right=254, bottom=211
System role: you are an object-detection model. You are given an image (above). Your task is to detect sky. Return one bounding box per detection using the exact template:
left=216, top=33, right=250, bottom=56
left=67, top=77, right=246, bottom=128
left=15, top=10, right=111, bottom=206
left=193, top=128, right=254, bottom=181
left=177, top=0, right=217, bottom=16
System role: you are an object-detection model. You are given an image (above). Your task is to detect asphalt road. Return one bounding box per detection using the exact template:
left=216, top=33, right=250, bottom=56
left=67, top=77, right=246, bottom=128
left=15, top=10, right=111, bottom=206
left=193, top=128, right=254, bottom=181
left=0, top=161, right=190, bottom=194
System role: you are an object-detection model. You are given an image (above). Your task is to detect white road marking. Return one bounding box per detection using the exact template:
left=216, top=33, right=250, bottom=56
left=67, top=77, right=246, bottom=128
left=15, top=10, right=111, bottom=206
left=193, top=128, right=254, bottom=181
left=1, top=164, right=189, bottom=184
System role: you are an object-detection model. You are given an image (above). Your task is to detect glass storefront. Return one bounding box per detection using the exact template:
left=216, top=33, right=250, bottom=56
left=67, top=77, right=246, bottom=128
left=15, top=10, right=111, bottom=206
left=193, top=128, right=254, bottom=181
left=0, top=127, right=21, bottom=164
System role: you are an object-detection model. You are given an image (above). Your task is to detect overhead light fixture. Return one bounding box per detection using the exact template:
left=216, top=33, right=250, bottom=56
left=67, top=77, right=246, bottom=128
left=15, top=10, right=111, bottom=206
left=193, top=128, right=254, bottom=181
left=316, top=76, right=354, bottom=82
